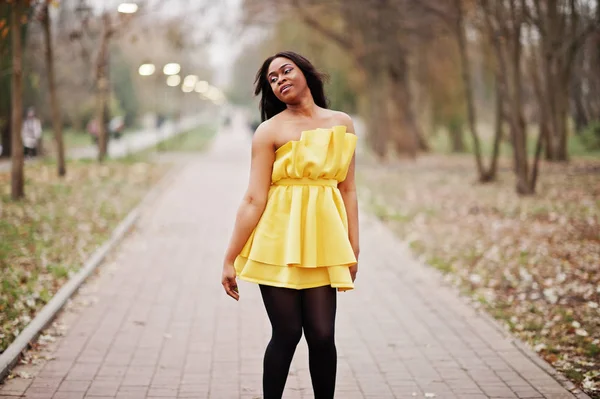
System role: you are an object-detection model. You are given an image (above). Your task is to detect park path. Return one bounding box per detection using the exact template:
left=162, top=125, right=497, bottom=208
left=0, top=113, right=583, bottom=399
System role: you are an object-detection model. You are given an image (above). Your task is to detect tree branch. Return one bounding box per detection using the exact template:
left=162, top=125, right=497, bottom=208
left=290, top=0, right=357, bottom=53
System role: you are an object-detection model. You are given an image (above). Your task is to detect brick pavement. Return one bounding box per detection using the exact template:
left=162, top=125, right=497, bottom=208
left=0, top=120, right=582, bottom=398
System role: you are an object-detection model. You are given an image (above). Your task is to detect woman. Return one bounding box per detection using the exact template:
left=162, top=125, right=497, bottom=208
left=221, top=51, right=359, bottom=399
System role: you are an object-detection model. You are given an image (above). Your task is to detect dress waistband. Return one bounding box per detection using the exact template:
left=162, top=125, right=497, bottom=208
left=273, top=178, right=338, bottom=187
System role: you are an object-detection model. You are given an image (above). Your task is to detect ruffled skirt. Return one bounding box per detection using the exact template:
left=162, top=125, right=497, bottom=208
left=234, top=181, right=356, bottom=291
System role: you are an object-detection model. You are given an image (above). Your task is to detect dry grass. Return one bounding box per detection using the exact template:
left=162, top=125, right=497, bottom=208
left=0, top=159, right=169, bottom=353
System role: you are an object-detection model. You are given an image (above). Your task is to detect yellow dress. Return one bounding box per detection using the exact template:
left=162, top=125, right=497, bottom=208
left=234, top=125, right=358, bottom=291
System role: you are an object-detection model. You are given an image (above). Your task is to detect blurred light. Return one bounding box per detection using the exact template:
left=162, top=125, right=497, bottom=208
left=195, top=80, right=209, bottom=93
left=138, top=63, right=155, bottom=76
left=163, top=63, right=181, bottom=76
left=117, top=3, right=138, bottom=13
left=183, top=75, right=198, bottom=86
left=206, top=86, right=224, bottom=102
left=166, top=75, right=181, bottom=87
left=182, top=75, right=198, bottom=93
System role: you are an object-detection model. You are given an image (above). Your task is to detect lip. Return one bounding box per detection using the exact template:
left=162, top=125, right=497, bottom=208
left=280, top=84, right=292, bottom=94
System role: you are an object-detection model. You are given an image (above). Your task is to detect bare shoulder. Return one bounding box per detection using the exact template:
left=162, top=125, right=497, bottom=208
left=328, top=110, right=356, bottom=134
left=252, top=119, right=275, bottom=146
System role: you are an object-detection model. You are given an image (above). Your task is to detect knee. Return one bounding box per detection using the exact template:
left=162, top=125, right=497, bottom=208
left=272, top=325, right=302, bottom=349
left=305, top=326, right=335, bottom=350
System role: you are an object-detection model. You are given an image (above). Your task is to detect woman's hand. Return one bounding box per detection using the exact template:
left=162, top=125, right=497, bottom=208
left=222, top=263, right=239, bottom=301
left=349, top=263, right=358, bottom=282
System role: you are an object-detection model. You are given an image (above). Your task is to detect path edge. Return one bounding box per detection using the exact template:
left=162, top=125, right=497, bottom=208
left=475, top=306, right=593, bottom=399
left=397, top=232, right=593, bottom=399
left=0, top=159, right=188, bottom=383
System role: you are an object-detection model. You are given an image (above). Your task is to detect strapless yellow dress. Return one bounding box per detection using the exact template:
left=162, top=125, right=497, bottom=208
left=234, top=125, right=358, bottom=291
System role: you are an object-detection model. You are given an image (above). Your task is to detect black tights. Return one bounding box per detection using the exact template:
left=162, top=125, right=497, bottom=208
left=260, top=284, right=337, bottom=399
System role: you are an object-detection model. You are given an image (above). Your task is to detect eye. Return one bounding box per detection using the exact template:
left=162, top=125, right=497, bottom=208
left=284, top=68, right=292, bottom=74
left=269, top=76, right=277, bottom=83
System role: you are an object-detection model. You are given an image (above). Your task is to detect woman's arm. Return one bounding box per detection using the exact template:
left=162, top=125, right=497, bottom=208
left=337, top=115, right=360, bottom=278
left=224, top=123, right=275, bottom=263
left=222, top=123, right=275, bottom=299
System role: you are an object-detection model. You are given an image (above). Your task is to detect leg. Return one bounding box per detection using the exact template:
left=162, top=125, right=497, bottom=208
left=260, top=285, right=303, bottom=399
left=302, top=285, right=338, bottom=399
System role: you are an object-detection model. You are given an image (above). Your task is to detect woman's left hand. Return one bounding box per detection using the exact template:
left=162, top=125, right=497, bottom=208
left=349, top=263, right=358, bottom=282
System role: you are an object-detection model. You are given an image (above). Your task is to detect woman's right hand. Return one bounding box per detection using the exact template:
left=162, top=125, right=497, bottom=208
left=221, top=263, right=239, bottom=301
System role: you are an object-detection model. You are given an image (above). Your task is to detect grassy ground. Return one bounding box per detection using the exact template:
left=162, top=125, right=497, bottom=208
left=42, top=129, right=91, bottom=150
left=128, top=124, right=217, bottom=160
left=358, top=152, right=600, bottom=397
left=156, top=124, right=216, bottom=152
left=0, top=123, right=216, bottom=355
left=42, top=128, right=136, bottom=152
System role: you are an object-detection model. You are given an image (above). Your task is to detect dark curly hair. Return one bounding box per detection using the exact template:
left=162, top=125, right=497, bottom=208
left=254, top=51, right=329, bottom=122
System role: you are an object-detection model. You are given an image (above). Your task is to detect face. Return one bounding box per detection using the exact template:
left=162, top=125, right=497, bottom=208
left=267, top=57, right=307, bottom=103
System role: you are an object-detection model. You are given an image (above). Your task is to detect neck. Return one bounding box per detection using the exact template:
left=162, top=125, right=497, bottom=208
left=286, top=92, right=318, bottom=118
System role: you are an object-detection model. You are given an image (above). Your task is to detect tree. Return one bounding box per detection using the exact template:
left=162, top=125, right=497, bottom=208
left=1, top=5, right=13, bottom=159
left=39, top=0, right=65, bottom=176
left=8, top=0, right=31, bottom=200
left=293, top=0, right=428, bottom=157
left=481, top=0, right=543, bottom=195
left=526, top=0, right=599, bottom=161
left=242, top=0, right=430, bottom=158
left=416, top=0, right=504, bottom=181
left=95, top=12, right=111, bottom=162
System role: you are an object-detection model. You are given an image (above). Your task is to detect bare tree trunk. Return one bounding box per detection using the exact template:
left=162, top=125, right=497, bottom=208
left=508, top=0, right=531, bottom=194
left=571, top=77, right=589, bottom=133
left=95, top=13, right=111, bottom=162
left=483, top=81, right=504, bottom=182
left=530, top=114, right=544, bottom=191
left=389, top=74, right=429, bottom=154
left=41, top=3, right=66, bottom=177
left=482, top=0, right=534, bottom=195
left=454, top=0, right=485, bottom=178
left=11, top=4, right=25, bottom=200
left=533, top=0, right=590, bottom=162
left=556, top=77, right=570, bottom=161
left=388, top=67, right=420, bottom=157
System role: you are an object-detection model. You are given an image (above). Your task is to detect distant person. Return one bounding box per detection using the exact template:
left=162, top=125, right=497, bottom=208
left=87, top=118, right=100, bottom=144
left=221, top=51, right=359, bottom=398
left=109, top=116, right=125, bottom=139
left=156, top=114, right=166, bottom=129
left=21, top=107, right=42, bottom=158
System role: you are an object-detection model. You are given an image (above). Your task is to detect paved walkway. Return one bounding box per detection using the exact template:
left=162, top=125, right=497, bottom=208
left=0, top=118, right=583, bottom=398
